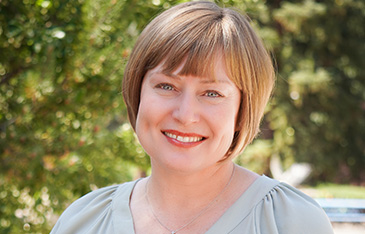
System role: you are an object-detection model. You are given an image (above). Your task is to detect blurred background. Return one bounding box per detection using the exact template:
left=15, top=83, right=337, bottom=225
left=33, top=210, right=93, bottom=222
left=0, top=0, right=364, bottom=233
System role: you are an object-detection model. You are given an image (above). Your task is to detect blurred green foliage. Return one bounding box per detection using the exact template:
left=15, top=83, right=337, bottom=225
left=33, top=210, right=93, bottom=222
left=0, top=0, right=364, bottom=233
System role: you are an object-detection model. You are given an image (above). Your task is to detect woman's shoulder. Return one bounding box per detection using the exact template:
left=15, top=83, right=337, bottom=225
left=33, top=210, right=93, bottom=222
left=50, top=180, right=138, bottom=234
left=254, top=176, right=334, bottom=234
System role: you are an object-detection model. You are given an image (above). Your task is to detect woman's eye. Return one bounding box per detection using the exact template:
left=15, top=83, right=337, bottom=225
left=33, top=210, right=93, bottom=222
left=204, top=91, right=222, bottom=98
left=157, top=83, right=174, bottom=91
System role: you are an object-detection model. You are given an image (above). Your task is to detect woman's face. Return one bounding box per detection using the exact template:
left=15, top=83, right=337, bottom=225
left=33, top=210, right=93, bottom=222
left=135, top=56, right=241, bottom=173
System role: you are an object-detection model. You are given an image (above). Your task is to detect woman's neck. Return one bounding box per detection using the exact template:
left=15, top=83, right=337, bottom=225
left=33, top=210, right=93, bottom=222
left=146, top=161, right=235, bottom=213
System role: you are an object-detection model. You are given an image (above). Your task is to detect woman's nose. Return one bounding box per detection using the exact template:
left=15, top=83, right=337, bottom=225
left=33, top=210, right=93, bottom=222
left=172, top=92, right=200, bottom=125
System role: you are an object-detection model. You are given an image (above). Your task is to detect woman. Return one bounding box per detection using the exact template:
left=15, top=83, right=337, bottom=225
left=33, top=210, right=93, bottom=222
left=51, top=1, right=333, bottom=233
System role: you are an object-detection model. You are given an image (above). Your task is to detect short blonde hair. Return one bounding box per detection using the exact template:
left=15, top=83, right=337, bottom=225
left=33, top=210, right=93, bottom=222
left=123, top=1, right=275, bottom=159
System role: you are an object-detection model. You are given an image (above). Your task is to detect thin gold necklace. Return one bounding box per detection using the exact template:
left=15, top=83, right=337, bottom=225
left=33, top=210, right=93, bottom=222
left=145, top=165, right=236, bottom=234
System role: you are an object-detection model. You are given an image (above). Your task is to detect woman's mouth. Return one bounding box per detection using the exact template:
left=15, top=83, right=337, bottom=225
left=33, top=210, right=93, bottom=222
left=163, top=132, right=204, bottom=143
left=162, top=130, right=207, bottom=147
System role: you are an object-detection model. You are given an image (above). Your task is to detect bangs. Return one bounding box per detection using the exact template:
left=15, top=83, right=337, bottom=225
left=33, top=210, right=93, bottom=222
left=160, top=35, right=224, bottom=81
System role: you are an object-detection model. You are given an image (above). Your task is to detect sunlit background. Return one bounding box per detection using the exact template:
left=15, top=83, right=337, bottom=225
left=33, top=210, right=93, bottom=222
left=1, top=0, right=364, bottom=233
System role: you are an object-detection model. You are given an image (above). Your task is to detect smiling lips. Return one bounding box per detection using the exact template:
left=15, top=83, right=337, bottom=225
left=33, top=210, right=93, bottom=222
left=162, top=130, right=206, bottom=147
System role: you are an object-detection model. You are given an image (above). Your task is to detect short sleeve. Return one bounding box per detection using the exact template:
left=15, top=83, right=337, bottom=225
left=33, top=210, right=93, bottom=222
left=255, top=183, right=334, bottom=234
left=50, top=185, right=118, bottom=234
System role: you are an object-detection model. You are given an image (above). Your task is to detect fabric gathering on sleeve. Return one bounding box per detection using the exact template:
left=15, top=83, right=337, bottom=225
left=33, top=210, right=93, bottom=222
left=50, top=184, right=119, bottom=234
left=50, top=179, right=139, bottom=234
left=206, top=175, right=334, bottom=234
left=253, top=181, right=334, bottom=234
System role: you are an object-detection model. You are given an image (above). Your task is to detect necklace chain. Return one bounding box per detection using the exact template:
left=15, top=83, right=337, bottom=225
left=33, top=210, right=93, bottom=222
left=145, top=165, right=236, bottom=234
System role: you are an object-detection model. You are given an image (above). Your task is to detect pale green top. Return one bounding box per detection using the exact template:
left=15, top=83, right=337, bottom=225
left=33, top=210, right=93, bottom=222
left=51, top=175, right=333, bottom=234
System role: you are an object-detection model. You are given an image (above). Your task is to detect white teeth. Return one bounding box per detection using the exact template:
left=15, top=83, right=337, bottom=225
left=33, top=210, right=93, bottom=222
left=164, top=132, right=203, bottom=143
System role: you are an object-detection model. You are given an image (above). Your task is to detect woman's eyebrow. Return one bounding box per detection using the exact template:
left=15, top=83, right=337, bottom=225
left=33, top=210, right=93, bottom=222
left=199, top=79, right=231, bottom=84
left=147, top=71, right=180, bottom=81
left=160, top=72, right=181, bottom=80
left=155, top=71, right=230, bottom=84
